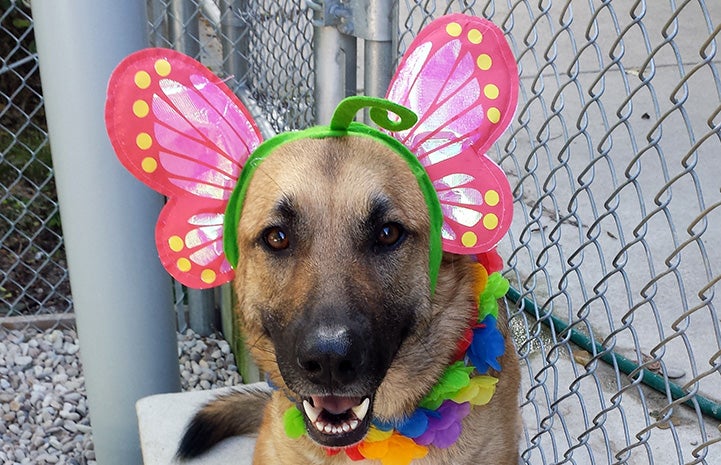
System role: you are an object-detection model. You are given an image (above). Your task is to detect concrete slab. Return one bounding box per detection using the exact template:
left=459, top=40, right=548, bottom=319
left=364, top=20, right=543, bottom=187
left=136, top=385, right=260, bottom=465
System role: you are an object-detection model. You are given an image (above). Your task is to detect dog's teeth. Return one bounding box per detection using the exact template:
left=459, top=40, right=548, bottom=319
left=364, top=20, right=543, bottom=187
left=303, top=400, right=321, bottom=423
left=351, top=398, right=370, bottom=421
left=314, top=418, right=360, bottom=435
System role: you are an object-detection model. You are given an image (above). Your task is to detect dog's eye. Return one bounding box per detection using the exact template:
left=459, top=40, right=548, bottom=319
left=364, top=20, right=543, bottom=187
left=263, top=227, right=290, bottom=251
left=376, top=222, right=405, bottom=249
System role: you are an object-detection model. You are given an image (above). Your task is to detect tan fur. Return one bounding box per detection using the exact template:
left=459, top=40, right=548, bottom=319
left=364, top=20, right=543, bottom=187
left=182, top=135, right=520, bottom=464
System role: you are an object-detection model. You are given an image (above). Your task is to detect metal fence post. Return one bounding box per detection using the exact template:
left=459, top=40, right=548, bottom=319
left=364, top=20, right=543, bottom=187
left=31, top=2, right=181, bottom=464
left=361, top=0, right=395, bottom=100
left=309, top=0, right=395, bottom=123
left=311, top=2, right=357, bottom=124
left=219, top=0, right=250, bottom=89
left=166, top=0, right=219, bottom=335
left=169, top=0, right=201, bottom=58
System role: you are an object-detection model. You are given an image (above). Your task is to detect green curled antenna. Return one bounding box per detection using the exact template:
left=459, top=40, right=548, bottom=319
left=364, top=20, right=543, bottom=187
left=330, top=96, right=418, bottom=133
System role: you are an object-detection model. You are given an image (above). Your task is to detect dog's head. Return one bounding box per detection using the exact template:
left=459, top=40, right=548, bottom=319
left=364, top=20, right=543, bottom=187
left=231, top=134, right=473, bottom=448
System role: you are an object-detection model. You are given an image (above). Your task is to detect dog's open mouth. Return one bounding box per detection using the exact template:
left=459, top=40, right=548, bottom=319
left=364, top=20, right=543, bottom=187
left=301, top=395, right=372, bottom=447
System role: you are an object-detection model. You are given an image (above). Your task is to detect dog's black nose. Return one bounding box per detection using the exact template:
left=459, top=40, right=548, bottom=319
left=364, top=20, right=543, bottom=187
left=296, top=325, right=364, bottom=387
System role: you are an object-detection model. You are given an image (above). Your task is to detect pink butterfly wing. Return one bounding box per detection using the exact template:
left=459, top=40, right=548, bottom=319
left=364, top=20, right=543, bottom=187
left=386, top=15, right=518, bottom=253
left=156, top=199, right=233, bottom=289
left=425, top=148, right=513, bottom=254
left=105, top=48, right=263, bottom=288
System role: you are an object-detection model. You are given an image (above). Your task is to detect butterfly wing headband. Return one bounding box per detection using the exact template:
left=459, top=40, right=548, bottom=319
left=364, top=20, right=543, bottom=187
left=105, top=14, right=519, bottom=291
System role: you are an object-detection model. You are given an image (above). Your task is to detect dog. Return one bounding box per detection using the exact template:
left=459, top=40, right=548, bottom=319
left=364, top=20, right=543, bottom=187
left=175, top=134, right=521, bottom=464
left=102, top=13, right=521, bottom=464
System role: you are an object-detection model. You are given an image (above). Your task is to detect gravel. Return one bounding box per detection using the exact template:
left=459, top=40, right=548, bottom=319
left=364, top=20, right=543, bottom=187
left=0, top=326, right=242, bottom=465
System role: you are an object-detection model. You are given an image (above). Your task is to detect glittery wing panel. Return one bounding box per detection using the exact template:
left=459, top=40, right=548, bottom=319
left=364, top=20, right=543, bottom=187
left=426, top=149, right=512, bottom=254
left=105, top=48, right=263, bottom=288
left=386, top=14, right=518, bottom=253
left=387, top=14, right=518, bottom=162
left=105, top=48, right=262, bottom=200
left=156, top=199, right=233, bottom=288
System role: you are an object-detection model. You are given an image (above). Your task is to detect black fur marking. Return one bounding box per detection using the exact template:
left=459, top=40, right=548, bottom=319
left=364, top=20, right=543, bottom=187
left=176, top=385, right=272, bottom=460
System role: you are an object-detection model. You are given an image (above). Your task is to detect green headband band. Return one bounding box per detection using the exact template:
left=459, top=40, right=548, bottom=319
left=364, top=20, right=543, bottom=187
left=223, top=96, right=443, bottom=293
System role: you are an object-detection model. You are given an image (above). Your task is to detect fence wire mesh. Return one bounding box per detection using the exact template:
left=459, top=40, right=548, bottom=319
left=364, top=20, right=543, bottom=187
left=0, top=1, right=72, bottom=329
left=146, top=0, right=315, bottom=133
left=2, top=0, right=720, bottom=463
left=396, top=1, right=721, bottom=464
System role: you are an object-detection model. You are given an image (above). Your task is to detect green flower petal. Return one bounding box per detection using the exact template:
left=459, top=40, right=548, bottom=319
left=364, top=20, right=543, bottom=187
left=420, top=362, right=473, bottom=409
left=478, top=273, right=510, bottom=320
left=283, top=406, right=306, bottom=439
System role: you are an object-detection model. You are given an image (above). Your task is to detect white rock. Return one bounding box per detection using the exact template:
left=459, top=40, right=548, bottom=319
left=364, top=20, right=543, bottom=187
left=14, top=355, right=33, bottom=368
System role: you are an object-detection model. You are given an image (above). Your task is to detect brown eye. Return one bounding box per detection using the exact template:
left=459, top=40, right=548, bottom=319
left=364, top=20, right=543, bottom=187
left=377, top=222, right=405, bottom=248
left=263, top=227, right=290, bottom=251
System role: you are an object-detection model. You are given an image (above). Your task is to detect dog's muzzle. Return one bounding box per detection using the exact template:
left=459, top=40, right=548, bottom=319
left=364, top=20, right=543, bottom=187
left=291, top=323, right=378, bottom=447
left=295, top=324, right=366, bottom=387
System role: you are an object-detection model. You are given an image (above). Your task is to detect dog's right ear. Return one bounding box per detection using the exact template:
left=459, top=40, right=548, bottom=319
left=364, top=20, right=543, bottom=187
left=176, top=385, right=272, bottom=460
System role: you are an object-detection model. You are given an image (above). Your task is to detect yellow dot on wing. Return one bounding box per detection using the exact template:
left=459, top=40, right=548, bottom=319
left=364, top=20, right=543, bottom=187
left=462, top=231, right=478, bottom=248
left=483, top=213, right=499, bottom=230
left=446, top=22, right=462, bottom=37
left=132, top=100, right=149, bottom=118
left=136, top=132, right=153, bottom=150
left=154, top=59, right=171, bottom=77
left=201, top=269, right=217, bottom=284
left=141, top=157, right=158, bottom=173
left=177, top=258, right=191, bottom=272
left=134, top=70, right=151, bottom=89
left=484, top=84, right=499, bottom=100
left=133, top=70, right=151, bottom=89
left=168, top=235, right=184, bottom=252
left=485, top=190, right=500, bottom=207
left=487, top=107, right=501, bottom=124
left=477, top=54, right=492, bottom=70
left=468, top=29, right=483, bottom=44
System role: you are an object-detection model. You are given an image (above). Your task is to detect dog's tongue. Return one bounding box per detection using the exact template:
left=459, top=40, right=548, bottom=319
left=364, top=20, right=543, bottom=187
left=311, top=395, right=361, bottom=415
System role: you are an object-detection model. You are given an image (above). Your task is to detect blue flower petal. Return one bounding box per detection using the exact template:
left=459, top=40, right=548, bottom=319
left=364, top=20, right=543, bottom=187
left=396, top=408, right=431, bottom=438
left=467, top=315, right=505, bottom=373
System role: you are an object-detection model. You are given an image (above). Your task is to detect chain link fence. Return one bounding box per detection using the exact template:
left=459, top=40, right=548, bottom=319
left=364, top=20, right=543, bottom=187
left=2, top=0, right=720, bottom=463
left=0, top=0, right=72, bottom=329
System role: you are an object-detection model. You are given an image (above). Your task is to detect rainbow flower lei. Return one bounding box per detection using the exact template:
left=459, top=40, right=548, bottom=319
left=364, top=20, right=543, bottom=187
left=283, top=258, right=510, bottom=465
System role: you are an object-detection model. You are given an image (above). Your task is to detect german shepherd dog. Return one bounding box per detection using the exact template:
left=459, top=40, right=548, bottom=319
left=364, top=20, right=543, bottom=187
left=103, top=12, right=521, bottom=464
left=176, top=135, right=521, bottom=463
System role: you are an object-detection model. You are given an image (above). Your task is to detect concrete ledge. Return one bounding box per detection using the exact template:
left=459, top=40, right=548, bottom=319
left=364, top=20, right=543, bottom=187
left=136, top=384, right=263, bottom=464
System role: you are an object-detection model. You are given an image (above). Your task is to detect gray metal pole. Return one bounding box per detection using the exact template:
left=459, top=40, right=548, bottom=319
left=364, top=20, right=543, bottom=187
left=31, top=2, right=181, bottom=464
left=362, top=0, right=395, bottom=124
left=168, top=0, right=214, bottom=334
left=220, top=0, right=250, bottom=90
left=169, top=0, right=201, bottom=57
left=364, top=39, right=393, bottom=97
left=188, top=287, right=216, bottom=335
left=313, top=25, right=357, bottom=124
